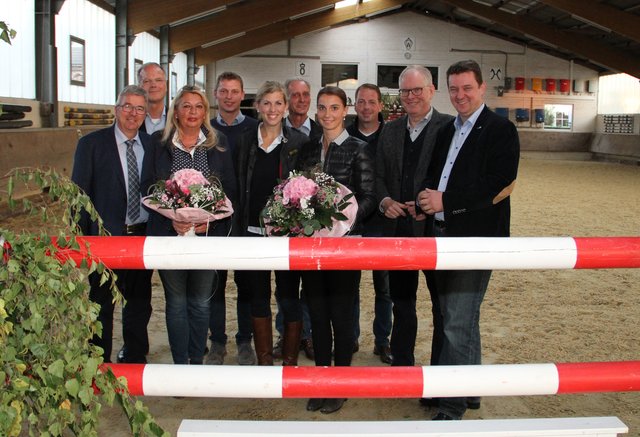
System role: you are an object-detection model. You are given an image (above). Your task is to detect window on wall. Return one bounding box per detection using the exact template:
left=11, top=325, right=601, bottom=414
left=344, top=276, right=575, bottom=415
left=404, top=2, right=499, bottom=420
left=377, top=65, right=439, bottom=90
left=70, top=36, right=86, bottom=86
left=134, top=58, right=143, bottom=82
left=321, top=64, right=358, bottom=87
left=544, top=104, right=573, bottom=130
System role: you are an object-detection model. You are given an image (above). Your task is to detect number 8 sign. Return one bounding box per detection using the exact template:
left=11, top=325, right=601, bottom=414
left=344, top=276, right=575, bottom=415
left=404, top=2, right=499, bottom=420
left=296, top=61, right=308, bottom=77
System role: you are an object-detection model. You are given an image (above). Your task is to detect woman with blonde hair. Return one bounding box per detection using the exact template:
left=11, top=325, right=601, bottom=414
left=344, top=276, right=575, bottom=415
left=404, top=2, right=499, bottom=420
left=147, top=85, right=237, bottom=365
left=234, top=81, right=309, bottom=366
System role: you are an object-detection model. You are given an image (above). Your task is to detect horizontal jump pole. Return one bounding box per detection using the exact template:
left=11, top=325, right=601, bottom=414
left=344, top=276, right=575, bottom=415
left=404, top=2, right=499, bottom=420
left=178, top=417, right=629, bottom=437
left=53, top=236, right=640, bottom=270
left=105, top=361, right=640, bottom=398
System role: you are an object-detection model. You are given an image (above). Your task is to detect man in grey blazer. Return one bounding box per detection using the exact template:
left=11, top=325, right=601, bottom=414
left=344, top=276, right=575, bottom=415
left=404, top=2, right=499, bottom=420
left=376, top=65, right=453, bottom=368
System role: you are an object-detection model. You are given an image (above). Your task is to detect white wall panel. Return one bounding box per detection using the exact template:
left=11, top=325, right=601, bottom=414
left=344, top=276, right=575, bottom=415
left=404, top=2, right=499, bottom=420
left=129, top=32, right=160, bottom=84
left=0, top=0, right=36, bottom=98
left=56, top=0, right=115, bottom=104
left=170, top=52, right=188, bottom=100
left=226, top=12, right=598, bottom=131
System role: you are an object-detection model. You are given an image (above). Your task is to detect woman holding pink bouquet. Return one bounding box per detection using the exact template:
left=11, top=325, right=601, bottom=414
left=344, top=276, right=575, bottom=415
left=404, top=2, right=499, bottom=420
left=146, top=86, right=236, bottom=365
left=296, top=86, right=376, bottom=414
left=233, top=81, right=309, bottom=366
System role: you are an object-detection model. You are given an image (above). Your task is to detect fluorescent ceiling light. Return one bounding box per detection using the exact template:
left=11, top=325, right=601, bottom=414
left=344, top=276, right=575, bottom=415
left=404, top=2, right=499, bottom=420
left=365, top=4, right=402, bottom=18
left=571, top=14, right=611, bottom=33
left=170, top=6, right=227, bottom=27
left=290, top=5, right=335, bottom=20
left=523, top=33, right=556, bottom=48
left=201, top=32, right=246, bottom=48
left=456, top=8, right=494, bottom=23
left=336, top=0, right=357, bottom=7
left=294, top=27, right=331, bottom=38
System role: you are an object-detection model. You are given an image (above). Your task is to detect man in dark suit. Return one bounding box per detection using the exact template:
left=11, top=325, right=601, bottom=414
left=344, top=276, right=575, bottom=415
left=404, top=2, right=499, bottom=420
left=376, top=66, right=453, bottom=368
left=71, top=85, right=155, bottom=363
left=417, top=60, right=520, bottom=420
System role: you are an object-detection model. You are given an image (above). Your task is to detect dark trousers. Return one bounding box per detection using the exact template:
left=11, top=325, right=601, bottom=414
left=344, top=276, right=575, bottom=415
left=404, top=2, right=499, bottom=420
left=388, top=219, right=443, bottom=367
left=209, top=270, right=253, bottom=345
left=244, top=270, right=302, bottom=321
left=388, top=269, right=442, bottom=366
left=302, top=270, right=359, bottom=367
left=89, top=268, right=153, bottom=363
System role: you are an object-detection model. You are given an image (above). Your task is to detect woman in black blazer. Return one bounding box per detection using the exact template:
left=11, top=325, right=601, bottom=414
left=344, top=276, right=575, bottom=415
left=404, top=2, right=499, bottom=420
left=147, top=85, right=236, bottom=365
left=233, top=81, right=308, bottom=367
left=296, top=86, right=376, bottom=414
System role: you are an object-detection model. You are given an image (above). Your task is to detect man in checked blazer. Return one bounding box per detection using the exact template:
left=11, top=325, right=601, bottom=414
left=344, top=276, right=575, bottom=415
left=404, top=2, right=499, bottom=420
left=375, top=65, right=453, bottom=370
left=71, top=85, right=155, bottom=363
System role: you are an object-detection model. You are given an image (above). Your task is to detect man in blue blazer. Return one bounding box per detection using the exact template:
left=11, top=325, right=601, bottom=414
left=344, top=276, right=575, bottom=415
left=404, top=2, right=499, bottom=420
left=71, top=85, right=155, bottom=363
left=417, top=60, right=520, bottom=420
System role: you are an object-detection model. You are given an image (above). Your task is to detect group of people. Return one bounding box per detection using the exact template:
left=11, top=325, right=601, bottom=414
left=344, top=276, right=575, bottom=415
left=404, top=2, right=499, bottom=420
left=71, top=59, right=519, bottom=420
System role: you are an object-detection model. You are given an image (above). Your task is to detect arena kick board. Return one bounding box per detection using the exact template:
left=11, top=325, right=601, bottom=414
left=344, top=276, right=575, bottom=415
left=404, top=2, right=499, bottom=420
left=177, top=416, right=628, bottom=437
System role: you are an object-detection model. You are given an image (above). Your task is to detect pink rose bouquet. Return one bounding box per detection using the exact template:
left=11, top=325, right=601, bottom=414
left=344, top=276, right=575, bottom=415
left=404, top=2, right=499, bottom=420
left=142, top=169, right=233, bottom=229
left=261, top=170, right=357, bottom=237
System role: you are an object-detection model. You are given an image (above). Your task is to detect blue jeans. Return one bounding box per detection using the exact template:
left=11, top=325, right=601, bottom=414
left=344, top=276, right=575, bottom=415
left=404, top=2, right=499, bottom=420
left=371, top=269, right=392, bottom=347
left=209, top=270, right=253, bottom=345
left=159, top=269, right=216, bottom=364
left=433, top=268, right=492, bottom=419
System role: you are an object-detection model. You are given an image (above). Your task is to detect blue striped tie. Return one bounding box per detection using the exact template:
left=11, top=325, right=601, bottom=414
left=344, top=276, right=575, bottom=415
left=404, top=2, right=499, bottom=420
left=125, top=139, right=141, bottom=222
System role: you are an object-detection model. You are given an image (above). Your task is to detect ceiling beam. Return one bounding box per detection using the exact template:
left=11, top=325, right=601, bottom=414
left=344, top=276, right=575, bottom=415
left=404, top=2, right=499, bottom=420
left=127, top=0, right=228, bottom=35
left=538, top=0, right=640, bottom=43
left=442, top=0, right=640, bottom=77
left=195, top=0, right=405, bottom=64
left=170, top=0, right=338, bottom=55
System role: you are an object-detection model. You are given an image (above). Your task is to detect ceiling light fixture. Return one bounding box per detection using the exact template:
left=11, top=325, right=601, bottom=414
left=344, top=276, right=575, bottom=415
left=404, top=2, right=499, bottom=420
left=201, top=32, right=246, bottom=48
left=364, top=4, right=402, bottom=18
left=170, top=6, right=227, bottom=27
left=570, top=14, right=612, bottom=33
left=290, top=5, right=335, bottom=20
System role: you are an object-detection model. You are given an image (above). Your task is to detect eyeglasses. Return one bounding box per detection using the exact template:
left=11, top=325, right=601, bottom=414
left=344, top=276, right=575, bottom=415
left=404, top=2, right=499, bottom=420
left=398, top=87, right=425, bottom=97
left=118, top=104, right=146, bottom=114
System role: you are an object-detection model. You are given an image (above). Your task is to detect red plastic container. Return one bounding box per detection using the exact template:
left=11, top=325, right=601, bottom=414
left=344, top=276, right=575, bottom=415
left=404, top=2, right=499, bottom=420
left=515, top=77, right=525, bottom=91
left=545, top=78, right=557, bottom=92
left=559, top=79, right=570, bottom=93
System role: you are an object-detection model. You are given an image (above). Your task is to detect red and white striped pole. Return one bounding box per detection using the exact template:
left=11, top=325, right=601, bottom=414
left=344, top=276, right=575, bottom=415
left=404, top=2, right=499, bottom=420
left=106, top=361, right=640, bottom=398
left=54, top=236, right=640, bottom=270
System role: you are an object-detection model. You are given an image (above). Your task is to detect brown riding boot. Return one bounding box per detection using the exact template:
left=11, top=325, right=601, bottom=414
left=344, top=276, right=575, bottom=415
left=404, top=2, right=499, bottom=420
left=252, top=316, right=274, bottom=365
left=282, top=321, right=302, bottom=366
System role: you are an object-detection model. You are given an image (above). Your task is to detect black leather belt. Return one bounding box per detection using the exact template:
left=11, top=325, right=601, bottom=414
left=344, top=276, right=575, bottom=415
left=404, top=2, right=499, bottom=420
left=124, top=223, right=147, bottom=235
left=434, top=220, right=446, bottom=229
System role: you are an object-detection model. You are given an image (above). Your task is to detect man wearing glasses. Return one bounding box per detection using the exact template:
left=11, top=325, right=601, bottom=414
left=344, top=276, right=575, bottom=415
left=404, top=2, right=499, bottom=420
left=375, top=65, right=453, bottom=371
left=71, top=85, right=155, bottom=364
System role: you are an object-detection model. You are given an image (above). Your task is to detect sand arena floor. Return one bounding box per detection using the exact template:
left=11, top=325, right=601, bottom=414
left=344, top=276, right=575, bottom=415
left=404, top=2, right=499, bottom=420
left=2, top=157, right=639, bottom=435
